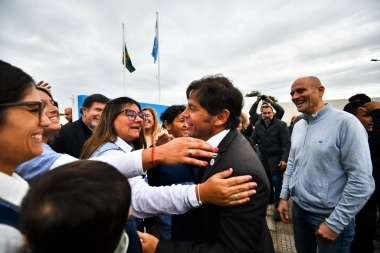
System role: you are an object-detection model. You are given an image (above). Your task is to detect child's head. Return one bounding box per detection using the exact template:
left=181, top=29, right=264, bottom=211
left=20, top=160, right=131, bottom=253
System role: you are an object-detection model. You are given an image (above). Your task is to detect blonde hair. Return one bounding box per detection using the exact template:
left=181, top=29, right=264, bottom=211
left=80, top=97, right=147, bottom=159
left=142, top=107, right=161, bottom=140
left=290, top=115, right=297, bottom=124
left=239, top=112, right=249, bottom=131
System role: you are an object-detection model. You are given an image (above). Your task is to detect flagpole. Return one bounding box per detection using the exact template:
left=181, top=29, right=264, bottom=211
left=156, top=12, right=161, bottom=104
left=122, top=23, right=126, bottom=96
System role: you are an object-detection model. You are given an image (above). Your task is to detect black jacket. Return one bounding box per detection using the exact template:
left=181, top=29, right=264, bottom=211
left=156, top=129, right=274, bottom=253
left=250, top=117, right=290, bottom=175
left=49, top=118, right=92, bottom=158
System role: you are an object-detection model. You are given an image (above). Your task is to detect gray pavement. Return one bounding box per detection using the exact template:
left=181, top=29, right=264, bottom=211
left=266, top=202, right=297, bottom=253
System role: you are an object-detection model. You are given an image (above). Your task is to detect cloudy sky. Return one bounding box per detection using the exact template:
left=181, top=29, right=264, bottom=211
left=1, top=0, right=379, bottom=111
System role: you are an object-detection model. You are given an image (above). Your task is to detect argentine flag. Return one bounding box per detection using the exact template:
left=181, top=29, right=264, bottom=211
left=151, top=20, right=158, bottom=63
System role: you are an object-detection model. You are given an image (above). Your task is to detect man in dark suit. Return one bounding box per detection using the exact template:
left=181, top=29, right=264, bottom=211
left=139, top=74, right=274, bottom=253
left=50, top=94, right=109, bottom=158
left=250, top=103, right=290, bottom=221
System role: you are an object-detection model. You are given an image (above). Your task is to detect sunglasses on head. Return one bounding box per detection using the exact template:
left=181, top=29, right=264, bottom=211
left=0, top=101, right=45, bottom=123
left=119, top=109, right=146, bottom=121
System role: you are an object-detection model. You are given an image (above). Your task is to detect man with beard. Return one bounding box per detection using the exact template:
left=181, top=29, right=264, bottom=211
left=50, top=94, right=109, bottom=158
left=278, top=76, right=374, bottom=252
left=250, top=103, right=290, bottom=221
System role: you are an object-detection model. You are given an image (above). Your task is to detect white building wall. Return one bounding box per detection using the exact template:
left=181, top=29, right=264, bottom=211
left=243, top=97, right=380, bottom=125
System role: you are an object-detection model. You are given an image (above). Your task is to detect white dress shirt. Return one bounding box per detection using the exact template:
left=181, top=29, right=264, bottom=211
left=98, top=137, right=200, bottom=218
left=0, top=172, right=30, bottom=253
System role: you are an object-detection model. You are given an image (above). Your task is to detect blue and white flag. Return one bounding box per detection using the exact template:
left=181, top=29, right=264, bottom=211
left=151, top=20, right=158, bottom=63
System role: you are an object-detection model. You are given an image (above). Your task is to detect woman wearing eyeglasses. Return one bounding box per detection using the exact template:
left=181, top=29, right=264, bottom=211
left=0, top=60, right=49, bottom=252
left=80, top=97, right=147, bottom=158
left=79, top=97, right=255, bottom=226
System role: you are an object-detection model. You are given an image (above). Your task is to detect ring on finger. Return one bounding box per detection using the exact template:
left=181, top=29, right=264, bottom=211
left=188, top=148, right=193, bottom=157
left=232, top=193, right=238, bottom=201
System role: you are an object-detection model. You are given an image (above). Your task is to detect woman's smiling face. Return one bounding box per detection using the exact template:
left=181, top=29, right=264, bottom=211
left=114, top=103, right=144, bottom=143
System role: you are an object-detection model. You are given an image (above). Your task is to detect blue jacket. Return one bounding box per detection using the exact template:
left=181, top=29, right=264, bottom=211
left=280, top=104, right=374, bottom=233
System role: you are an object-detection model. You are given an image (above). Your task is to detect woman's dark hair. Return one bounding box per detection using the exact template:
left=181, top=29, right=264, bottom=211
left=0, top=60, right=35, bottom=125
left=20, top=160, right=132, bottom=253
left=80, top=96, right=146, bottom=158
left=160, top=105, right=186, bottom=129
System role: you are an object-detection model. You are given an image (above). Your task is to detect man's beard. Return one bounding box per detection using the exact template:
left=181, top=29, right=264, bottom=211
left=263, top=117, right=271, bottom=125
left=90, top=117, right=100, bottom=129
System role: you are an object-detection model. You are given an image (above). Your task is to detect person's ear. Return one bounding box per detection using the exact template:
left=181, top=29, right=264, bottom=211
left=163, top=120, right=171, bottom=131
left=214, top=109, right=230, bottom=127
left=318, top=85, right=325, bottom=97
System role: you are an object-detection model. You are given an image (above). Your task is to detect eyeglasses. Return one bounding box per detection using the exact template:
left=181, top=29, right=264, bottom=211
left=0, top=101, right=45, bottom=123
left=119, top=109, right=146, bottom=121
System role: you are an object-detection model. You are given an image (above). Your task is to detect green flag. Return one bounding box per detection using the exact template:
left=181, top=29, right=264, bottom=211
left=123, top=44, right=135, bottom=73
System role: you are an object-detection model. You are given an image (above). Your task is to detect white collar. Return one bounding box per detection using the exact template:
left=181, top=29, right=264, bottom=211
left=0, top=172, right=29, bottom=207
left=114, top=137, right=134, bottom=152
left=206, top=129, right=230, bottom=147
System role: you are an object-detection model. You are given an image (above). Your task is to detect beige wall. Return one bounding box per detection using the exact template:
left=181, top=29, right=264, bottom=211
left=243, top=97, right=380, bottom=125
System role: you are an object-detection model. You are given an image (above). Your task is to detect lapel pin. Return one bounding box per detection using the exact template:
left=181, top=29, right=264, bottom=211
left=210, top=159, right=215, bottom=166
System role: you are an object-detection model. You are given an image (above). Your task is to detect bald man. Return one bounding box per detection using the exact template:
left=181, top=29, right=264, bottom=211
left=278, top=76, right=374, bottom=252
left=64, top=107, right=72, bottom=123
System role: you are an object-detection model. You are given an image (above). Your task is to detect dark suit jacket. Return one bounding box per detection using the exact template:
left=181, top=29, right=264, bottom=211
left=156, top=129, right=274, bottom=253
left=251, top=117, right=290, bottom=175
left=49, top=118, right=92, bottom=158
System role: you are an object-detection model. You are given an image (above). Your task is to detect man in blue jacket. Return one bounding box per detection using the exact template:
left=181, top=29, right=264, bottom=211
left=278, top=76, right=374, bottom=253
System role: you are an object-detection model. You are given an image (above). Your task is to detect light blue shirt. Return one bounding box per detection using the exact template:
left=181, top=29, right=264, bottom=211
left=280, top=103, right=374, bottom=233
left=16, top=143, right=64, bottom=183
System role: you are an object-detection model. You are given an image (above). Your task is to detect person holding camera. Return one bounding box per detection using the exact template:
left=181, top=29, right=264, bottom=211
left=248, top=94, right=286, bottom=203
left=249, top=94, right=285, bottom=125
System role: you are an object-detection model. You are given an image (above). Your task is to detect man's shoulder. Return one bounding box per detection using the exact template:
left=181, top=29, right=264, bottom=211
left=60, top=119, right=82, bottom=132
left=327, top=107, right=358, bottom=124
left=274, top=118, right=287, bottom=126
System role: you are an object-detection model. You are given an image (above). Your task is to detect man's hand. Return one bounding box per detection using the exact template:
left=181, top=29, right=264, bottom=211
left=256, top=95, right=262, bottom=104
left=137, top=231, right=159, bottom=253
left=152, top=137, right=218, bottom=168
left=278, top=199, right=290, bottom=223
left=153, top=132, right=174, bottom=147
left=265, top=96, right=274, bottom=105
left=278, top=161, right=287, bottom=170
left=315, top=222, right=339, bottom=241
left=201, top=168, right=257, bottom=206
left=36, top=80, right=51, bottom=91
left=360, top=101, right=380, bottom=114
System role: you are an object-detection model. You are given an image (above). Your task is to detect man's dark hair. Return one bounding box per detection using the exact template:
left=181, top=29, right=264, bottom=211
left=348, top=93, right=371, bottom=103
left=186, top=74, right=243, bottom=129
left=81, top=94, right=109, bottom=113
left=0, top=60, right=35, bottom=124
left=20, top=160, right=131, bottom=253
left=343, top=101, right=366, bottom=116
left=160, top=104, right=186, bottom=128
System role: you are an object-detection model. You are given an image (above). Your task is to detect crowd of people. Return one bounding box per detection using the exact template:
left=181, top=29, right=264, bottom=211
left=0, top=59, right=379, bottom=253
